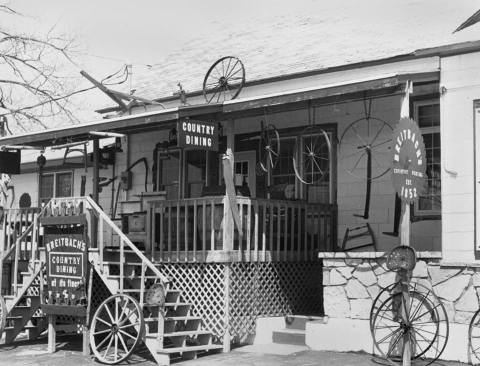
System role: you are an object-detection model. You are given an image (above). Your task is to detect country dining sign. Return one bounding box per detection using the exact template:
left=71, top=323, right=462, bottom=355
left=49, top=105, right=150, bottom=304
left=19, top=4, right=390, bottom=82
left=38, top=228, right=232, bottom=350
left=177, top=119, right=219, bottom=151
left=41, top=215, right=88, bottom=315
left=391, top=117, right=427, bottom=203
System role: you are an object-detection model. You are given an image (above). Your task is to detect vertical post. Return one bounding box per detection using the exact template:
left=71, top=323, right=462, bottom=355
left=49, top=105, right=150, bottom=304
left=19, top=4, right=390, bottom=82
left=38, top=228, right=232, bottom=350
left=223, top=264, right=231, bottom=352
left=400, top=80, right=412, bottom=366
left=92, top=138, right=100, bottom=250
left=48, top=315, right=56, bottom=353
left=223, top=120, right=235, bottom=251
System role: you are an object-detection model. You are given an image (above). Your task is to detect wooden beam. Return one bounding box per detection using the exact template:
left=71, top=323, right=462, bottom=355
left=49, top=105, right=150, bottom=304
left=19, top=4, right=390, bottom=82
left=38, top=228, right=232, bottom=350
left=80, top=70, right=128, bottom=111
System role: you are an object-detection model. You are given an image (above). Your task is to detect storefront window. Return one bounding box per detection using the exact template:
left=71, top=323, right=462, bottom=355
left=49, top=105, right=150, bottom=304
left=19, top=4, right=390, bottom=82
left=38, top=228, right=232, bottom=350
left=39, top=171, right=73, bottom=204
left=414, top=101, right=441, bottom=216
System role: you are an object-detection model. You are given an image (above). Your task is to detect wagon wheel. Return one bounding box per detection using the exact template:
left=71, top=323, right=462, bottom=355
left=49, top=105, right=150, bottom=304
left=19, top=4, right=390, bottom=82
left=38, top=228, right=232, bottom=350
left=468, top=308, right=480, bottom=363
left=371, top=283, right=448, bottom=365
left=90, top=294, right=145, bottom=364
left=339, top=117, right=393, bottom=180
left=258, top=122, right=280, bottom=173
left=0, top=295, right=6, bottom=336
left=203, top=56, right=245, bottom=103
left=293, top=126, right=331, bottom=185
left=339, top=117, right=393, bottom=218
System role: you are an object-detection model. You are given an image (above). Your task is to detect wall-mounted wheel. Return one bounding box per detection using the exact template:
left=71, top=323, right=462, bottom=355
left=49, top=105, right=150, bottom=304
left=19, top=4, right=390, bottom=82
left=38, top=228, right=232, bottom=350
left=0, top=295, right=6, bottom=336
left=90, top=294, right=145, bottom=364
left=370, top=282, right=448, bottom=365
left=258, top=122, right=280, bottom=173
left=203, top=56, right=245, bottom=103
left=293, top=126, right=331, bottom=185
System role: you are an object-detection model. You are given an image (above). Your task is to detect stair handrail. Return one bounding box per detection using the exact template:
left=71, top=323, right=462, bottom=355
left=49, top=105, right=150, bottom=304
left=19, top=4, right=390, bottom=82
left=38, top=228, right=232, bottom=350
left=51, top=196, right=170, bottom=289
left=0, top=204, right=49, bottom=296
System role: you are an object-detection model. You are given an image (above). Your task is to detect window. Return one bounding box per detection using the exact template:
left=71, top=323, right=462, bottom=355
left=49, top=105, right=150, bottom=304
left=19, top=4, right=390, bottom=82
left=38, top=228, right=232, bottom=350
left=270, top=137, right=297, bottom=199
left=39, top=171, right=73, bottom=204
left=414, top=101, right=441, bottom=217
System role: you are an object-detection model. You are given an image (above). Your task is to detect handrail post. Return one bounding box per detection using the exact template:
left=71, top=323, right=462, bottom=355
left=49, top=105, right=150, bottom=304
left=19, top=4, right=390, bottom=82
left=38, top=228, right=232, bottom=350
left=13, top=239, right=20, bottom=296
left=139, top=261, right=146, bottom=307
left=98, top=217, right=104, bottom=267
left=119, top=238, right=124, bottom=294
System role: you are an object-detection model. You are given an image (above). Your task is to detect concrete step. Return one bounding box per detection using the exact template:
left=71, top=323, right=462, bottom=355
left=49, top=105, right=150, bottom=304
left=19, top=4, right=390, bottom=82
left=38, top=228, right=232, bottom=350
left=158, top=344, right=223, bottom=355
left=285, top=315, right=325, bottom=330
left=272, top=328, right=306, bottom=346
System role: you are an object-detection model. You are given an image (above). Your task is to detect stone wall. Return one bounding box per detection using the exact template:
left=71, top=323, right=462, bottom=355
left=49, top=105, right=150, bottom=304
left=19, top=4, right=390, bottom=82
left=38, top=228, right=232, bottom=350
left=322, top=257, right=480, bottom=324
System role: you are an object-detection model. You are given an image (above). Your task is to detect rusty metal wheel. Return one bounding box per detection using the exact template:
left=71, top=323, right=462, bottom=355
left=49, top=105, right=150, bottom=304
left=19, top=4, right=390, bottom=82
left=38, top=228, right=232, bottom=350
left=90, top=294, right=144, bottom=364
left=293, top=126, right=331, bottom=185
left=258, top=122, right=280, bottom=173
left=203, top=56, right=245, bottom=103
left=370, top=281, right=449, bottom=365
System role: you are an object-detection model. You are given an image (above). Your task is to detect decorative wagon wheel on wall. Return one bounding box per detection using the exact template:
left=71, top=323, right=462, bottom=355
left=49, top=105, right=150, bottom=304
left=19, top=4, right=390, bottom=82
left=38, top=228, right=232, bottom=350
left=339, top=99, right=393, bottom=219
left=90, top=294, right=145, bottom=365
left=203, top=56, right=246, bottom=103
left=293, top=125, right=332, bottom=185
left=258, top=120, right=281, bottom=173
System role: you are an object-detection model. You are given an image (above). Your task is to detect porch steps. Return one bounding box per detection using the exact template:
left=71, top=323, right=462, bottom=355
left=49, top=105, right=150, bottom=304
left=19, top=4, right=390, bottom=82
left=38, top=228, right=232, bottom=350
left=272, top=315, right=325, bottom=346
left=1, top=269, right=47, bottom=344
left=94, top=260, right=223, bottom=365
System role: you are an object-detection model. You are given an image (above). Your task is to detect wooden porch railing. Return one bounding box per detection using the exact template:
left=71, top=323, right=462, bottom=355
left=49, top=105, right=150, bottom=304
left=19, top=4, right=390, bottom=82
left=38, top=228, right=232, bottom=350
left=147, top=196, right=337, bottom=262
left=0, top=208, right=41, bottom=261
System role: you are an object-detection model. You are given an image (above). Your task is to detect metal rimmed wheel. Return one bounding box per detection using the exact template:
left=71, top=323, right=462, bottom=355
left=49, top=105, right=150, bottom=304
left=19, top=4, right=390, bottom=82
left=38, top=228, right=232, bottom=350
left=339, top=117, right=393, bottom=181
left=468, top=308, right=480, bottom=363
left=371, top=282, right=449, bottom=365
left=0, top=295, right=6, bottom=337
left=203, top=56, right=245, bottom=103
left=90, top=294, right=145, bottom=365
left=293, top=126, right=331, bottom=185
left=258, top=122, right=280, bottom=173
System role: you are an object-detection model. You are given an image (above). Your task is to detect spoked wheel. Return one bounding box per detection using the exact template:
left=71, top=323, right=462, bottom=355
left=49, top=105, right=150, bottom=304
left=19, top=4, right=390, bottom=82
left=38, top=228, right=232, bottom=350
left=0, top=295, right=6, bottom=337
left=293, top=126, right=331, bottom=185
left=203, top=56, right=246, bottom=103
left=339, top=117, right=393, bottom=180
left=371, top=282, right=449, bottom=365
left=258, top=122, right=280, bottom=173
left=468, top=308, right=480, bottom=363
left=90, top=294, right=145, bottom=364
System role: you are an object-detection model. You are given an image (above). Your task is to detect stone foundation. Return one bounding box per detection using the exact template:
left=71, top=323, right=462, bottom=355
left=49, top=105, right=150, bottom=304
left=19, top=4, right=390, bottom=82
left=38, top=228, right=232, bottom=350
left=321, top=254, right=479, bottom=325
left=314, top=252, right=480, bottom=362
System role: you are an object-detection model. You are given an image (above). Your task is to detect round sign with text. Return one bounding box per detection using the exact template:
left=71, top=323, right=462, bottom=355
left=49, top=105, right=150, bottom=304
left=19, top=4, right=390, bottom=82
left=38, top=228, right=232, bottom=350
left=391, top=117, right=427, bottom=204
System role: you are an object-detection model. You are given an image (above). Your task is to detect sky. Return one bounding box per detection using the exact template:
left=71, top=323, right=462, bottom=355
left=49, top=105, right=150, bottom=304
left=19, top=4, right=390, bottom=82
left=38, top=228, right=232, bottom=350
left=3, top=0, right=480, bottom=128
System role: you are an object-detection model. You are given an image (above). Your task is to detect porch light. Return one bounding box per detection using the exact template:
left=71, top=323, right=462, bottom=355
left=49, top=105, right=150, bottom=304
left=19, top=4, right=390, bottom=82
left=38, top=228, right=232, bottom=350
left=37, top=153, right=46, bottom=168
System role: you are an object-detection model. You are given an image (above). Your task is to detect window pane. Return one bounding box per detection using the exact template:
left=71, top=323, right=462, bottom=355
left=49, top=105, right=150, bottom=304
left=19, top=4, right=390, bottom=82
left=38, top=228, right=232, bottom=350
left=419, top=131, right=441, bottom=212
left=418, top=103, right=440, bottom=128
left=271, top=137, right=296, bottom=198
left=185, top=150, right=206, bottom=198
left=40, top=174, right=54, bottom=202
left=56, top=172, right=72, bottom=197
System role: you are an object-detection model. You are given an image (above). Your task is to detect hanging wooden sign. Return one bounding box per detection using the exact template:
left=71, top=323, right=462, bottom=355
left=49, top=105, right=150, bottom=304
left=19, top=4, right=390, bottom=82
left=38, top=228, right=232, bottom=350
left=391, top=117, right=427, bottom=203
left=41, top=215, right=88, bottom=316
left=177, top=119, right=219, bottom=151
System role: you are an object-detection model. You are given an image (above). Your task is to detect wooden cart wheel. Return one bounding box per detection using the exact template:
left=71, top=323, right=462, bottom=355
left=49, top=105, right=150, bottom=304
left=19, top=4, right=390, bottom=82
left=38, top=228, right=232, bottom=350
left=339, top=117, right=393, bottom=181
left=203, top=56, right=245, bottom=103
left=468, top=308, right=480, bottom=363
left=371, top=283, right=448, bottom=365
left=293, top=126, right=331, bottom=185
left=258, top=122, right=280, bottom=173
left=0, top=295, right=6, bottom=336
left=90, top=294, right=144, bottom=364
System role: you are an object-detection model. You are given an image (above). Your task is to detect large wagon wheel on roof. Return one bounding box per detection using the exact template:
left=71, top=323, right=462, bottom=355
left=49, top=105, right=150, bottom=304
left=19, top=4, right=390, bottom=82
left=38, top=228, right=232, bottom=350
left=203, top=56, right=246, bottom=103
left=90, top=294, right=145, bottom=364
left=293, top=125, right=332, bottom=185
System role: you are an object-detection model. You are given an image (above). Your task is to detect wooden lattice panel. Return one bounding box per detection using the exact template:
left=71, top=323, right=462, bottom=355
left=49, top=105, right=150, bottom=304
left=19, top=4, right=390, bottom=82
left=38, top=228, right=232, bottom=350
left=89, top=269, right=112, bottom=321
left=158, top=263, right=227, bottom=340
left=229, top=262, right=323, bottom=343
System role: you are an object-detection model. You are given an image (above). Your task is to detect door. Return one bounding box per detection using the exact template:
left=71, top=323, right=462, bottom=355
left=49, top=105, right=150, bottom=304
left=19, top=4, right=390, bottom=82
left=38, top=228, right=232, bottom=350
left=234, top=151, right=256, bottom=198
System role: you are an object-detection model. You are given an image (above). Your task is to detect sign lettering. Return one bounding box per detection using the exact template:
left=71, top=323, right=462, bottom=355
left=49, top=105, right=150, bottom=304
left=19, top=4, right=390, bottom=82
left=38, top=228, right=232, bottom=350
left=177, top=119, right=219, bottom=151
